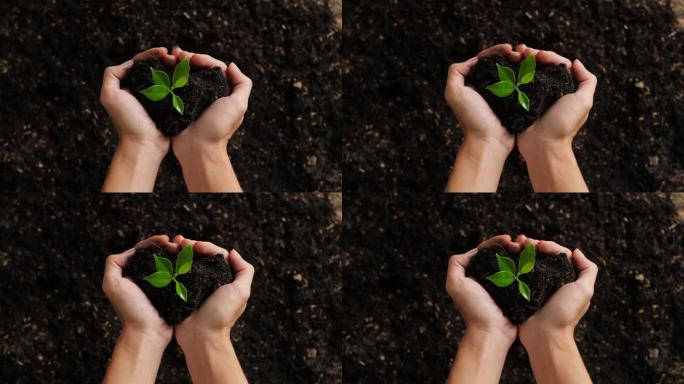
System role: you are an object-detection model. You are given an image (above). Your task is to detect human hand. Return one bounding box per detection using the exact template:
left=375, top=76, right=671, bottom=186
left=446, top=234, right=523, bottom=344
left=515, top=235, right=598, bottom=344
left=102, top=235, right=179, bottom=346
left=100, top=47, right=178, bottom=163
left=170, top=47, right=252, bottom=168
left=514, top=44, right=597, bottom=162
left=172, top=235, right=255, bottom=348
left=445, top=44, right=525, bottom=158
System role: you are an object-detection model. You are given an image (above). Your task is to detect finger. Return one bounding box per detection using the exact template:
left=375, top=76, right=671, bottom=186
left=515, top=44, right=528, bottom=53
left=105, top=248, right=136, bottom=273
left=571, top=248, right=598, bottom=293
left=522, top=47, right=540, bottom=57
left=229, top=249, right=255, bottom=293
left=102, top=60, right=134, bottom=93
left=135, top=235, right=171, bottom=250
left=536, top=50, right=572, bottom=68
left=450, top=248, right=479, bottom=271
left=505, top=50, right=523, bottom=63
left=477, top=234, right=513, bottom=250
left=190, top=53, right=228, bottom=72
left=448, top=56, right=478, bottom=86
left=226, top=63, right=253, bottom=111
left=133, top=47, right=169, bottom=62
left=571, top=59, right=597, bottom=107
left=174, top=235, right=197, bottom=249
left=477, top=43, right=513, bottom=59
left=536, top=240, right=573, bottom=257
left=193, top=241, right=229, bottom=258
left=171, top=46, right=195, bottom=62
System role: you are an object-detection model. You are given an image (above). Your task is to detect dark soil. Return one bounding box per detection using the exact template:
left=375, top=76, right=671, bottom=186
left=121, top=59, right=231, bottom=137
left=466, top=55, right=575, bottom=134
left=123, top=246, right=233, bottom=325
left=0, top=1, right=341, bottom=192
left=343, top=193, right=684, bottom=383
left=0, top=193, right=342, bottom=383
left=468, top=245, right=576, bottom=324
left=343, top=1, right=684, bottom=192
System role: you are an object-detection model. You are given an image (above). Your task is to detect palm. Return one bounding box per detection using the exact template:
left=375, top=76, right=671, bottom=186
left=454, top=86, right=513, bottom=145
left=118, top=277, right=170, bottom=333
left=111, top=89, right=169, bottom=147
left=520, top=280, right=588, bottom=333
left=456, top=276, right=515, bottom=334
left=173, top=97, right=242, bottom=151
left=176, top=284, right=245, bottom=336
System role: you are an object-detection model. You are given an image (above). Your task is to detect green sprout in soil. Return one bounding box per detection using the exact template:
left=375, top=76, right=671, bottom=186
left=143, top=245, right=193, bottom=302
left=139, top=58, right=190, bottom=115
left=485, top=54, right=536, bottom=111
left=485, top=243, right=536, bottom=301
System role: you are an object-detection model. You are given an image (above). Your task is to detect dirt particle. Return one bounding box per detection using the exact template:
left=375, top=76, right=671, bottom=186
left=649, top=348, right=660, bottom=359
left=293, top=273, right=303, bottom=282
left=635, top=273, right=645, bottom=283
left=306, top=347, right=317, bottom=360
left=293, top=81, right=304, bottom=90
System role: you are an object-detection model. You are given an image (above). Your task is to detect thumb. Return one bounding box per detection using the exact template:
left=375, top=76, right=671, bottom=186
left=226, top=63, right=253, bottom=112
left=572, top=59, right=597, bottom=108
left=228, top=250, right=255, bottom=299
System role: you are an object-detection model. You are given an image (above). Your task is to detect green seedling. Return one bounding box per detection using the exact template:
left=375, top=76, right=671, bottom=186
left=485, top=243, right=536, bottom=301
left=143, top=245, right=193, bottom=302
left=139, top=58, right=190, bottom=115
left=485, top=54, right=536, bottom=111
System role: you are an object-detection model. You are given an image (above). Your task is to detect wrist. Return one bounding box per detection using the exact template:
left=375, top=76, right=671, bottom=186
left=466, top=325, right=516, bottom=349
left=117, top=138, right=168, bottom=165
left=462, top=136, right=512, bottom=160
left=518, top=135, right=574, bottom=164
left=520, top=324, right=575, bottom=354
left=177, top=326, right=231, bottom=352
left=120, top=326, right=170, bottom=356
left=175, top=141, right=230, bottom=171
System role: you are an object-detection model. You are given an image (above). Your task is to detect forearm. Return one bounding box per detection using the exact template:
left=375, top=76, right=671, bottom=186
left=446, top=139, right=509, bottom=192
left=181, top=332, right=247, bottom=384
left=523, top=329, right=591, bottom=384
left=103, top=140, right=164, bottom=192
left=523, top=146, right=588, bottom=192
left=178, top=145, right=241, bottom=192
left=103, top=329, right=167, bottom=384
left=447, top=328, right=513, bottom=384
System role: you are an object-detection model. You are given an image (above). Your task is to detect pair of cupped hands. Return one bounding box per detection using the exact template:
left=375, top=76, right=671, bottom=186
left=445, top=234, right=598, bottom=347
left=445, top=43, right=598, bottom=162
left=102, top=235, right=255, bottom=349
left=100, top=46, right=252, bottom=167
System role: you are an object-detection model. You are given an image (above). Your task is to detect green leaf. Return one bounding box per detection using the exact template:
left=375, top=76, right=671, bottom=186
left=150, top=67, right=170, bottom=87
left=518, top=243, right=536, bottom=275
left=518, top=280, right=531, bottom=301
left=143, top=271, right=173, bottom=288
left=496, top=63, right=516, bottom=84
left=140, top=85, right=169, bottom=101
left=486, top=271, right=516, bottom=287
left=518, top=90, right=530, bottom=111
left=172, top=58, right=190, bottom=88
left=175, top=280, right=188, bottom=302
left=495, top=253, right=516, bottom=274
left=518, top=54, right=536, bottom=85
left=153, top=255, right=173, bottom=275
left=172, top=93, right=184, bottom=115
left=486, top=81, right=516, bottom=97
left=175, top=245, right=193, bottom=275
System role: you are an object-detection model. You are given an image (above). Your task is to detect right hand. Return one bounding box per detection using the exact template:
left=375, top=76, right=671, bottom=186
left=514, top=44, right=598, bottom=161
left=445, top=44, right=523, bottom=157
left=515, top=235, right=599, bottom=345
left=172, top=235, right=255, bottom=348
left=170, top=47, right=253, bottom=165
left=446, top=234, right=522, bottom=343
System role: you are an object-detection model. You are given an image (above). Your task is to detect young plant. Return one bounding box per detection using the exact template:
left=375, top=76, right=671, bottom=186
left=485, top=54, right=536, bottom=111
left=143, top=245, right=193, bottom=302
left=485, top=243, right=536, bottom=301
left=139, top=58, right=190, bottom=115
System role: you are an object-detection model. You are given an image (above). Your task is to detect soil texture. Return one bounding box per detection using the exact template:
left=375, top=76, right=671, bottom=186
left=0, top=1, right=341, bottom=192
left=343, top=1, right=684, bottom=192
left=0, top=194, right=342, bottom=383
left=123, top=245, right=233, bottom=325
left=466, top=55, right=575, bottom=134
left=343, top=193, right=684, bottom=383
left=122, top=59, right=230, bottom=137
left=468, top=245, right=576, bottom=324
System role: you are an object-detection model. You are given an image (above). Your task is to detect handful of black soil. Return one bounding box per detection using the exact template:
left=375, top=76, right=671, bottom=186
left=123, top=245, right=234, bottom=325
left=121, top=58, right=231, bottom=137
left=466, top=55, right=575, bottom=134
left=467, top=244, right=576, bottom=324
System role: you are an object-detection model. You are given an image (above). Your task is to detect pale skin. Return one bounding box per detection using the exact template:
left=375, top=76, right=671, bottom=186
left=445, top=234, right=598, bottom=384
left=102, top=235, right=255, bottom=384
left=101, top=47, right=253, bottom=192
left=445, top=43, right=597, bottom=192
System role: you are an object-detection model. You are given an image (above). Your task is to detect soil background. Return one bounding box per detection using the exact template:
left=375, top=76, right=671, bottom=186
left=343, top=193, right=684, bottom=383
left=0, top=193, right=342, bottom=383
left=0, top=0, right=341, bottom=192
left=343, top=0, right=684, bottom=192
